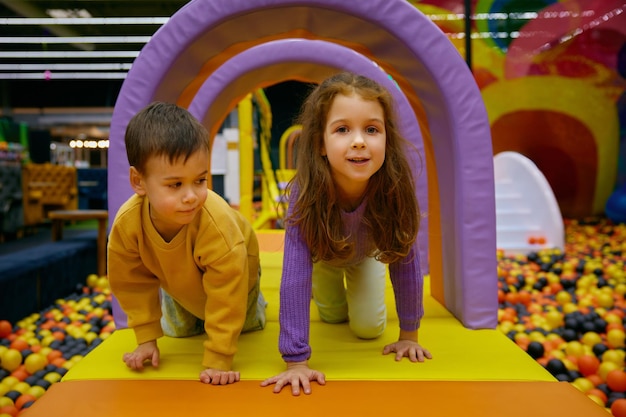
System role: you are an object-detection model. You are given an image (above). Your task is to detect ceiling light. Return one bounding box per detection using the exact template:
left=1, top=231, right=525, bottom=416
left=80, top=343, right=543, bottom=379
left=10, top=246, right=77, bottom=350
left=0, top=17, right=169, bottom=25
left=46, top=9, right=92, bottom=19
left=0, top=51, right=139, bottom=58
left=0, top=36, right=151, bottom=44
left=0, top=63, right=132, bottom=70
left=0, top=72, right=127, bottom=79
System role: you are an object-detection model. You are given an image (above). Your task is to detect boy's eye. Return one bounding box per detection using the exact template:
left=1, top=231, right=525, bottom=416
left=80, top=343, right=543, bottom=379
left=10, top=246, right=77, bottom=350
left=196, top=178, right=207, bottom=185
left=169, top=182, right=182, bottom=188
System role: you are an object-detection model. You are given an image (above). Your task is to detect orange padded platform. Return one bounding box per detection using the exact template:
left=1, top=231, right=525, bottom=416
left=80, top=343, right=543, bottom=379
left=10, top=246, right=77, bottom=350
left=24, top=379, right=607, bottom=417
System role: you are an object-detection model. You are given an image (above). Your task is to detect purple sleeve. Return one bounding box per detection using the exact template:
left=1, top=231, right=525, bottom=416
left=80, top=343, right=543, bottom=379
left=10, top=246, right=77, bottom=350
left=278, top=189, right=314, bottom=362
left=388, top=243, right=424, bottom=331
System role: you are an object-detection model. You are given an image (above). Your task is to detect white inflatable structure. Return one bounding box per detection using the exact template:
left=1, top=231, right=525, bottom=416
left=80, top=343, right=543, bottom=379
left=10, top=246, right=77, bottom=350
left=494, top=151, right=565, bottom=256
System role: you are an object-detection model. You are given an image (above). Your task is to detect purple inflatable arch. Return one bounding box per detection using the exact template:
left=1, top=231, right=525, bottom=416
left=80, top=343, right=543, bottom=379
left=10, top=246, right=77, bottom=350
left=108, top=0, right=497, bottom=330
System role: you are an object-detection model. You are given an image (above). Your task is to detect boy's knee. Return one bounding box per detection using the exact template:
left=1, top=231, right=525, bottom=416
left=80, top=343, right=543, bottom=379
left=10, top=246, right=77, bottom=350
left=242, top=290, right=267, bottom=333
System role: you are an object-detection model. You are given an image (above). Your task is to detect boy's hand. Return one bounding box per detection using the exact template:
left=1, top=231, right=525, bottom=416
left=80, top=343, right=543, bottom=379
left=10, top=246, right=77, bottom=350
left=260, top=361, right=326, bottom=395
left=199, top=368, right=240, bottom=385
left=123, top=340, right=160, bottom=370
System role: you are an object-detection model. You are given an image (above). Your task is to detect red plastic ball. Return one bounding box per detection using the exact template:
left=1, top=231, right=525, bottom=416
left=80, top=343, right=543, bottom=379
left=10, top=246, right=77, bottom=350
left=611, top=398, right=626, bottom=417
left=607, top=369, right=626, bottom=393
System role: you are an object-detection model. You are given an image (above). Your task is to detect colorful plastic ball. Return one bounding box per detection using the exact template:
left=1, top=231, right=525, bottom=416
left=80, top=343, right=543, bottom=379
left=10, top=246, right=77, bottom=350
left=606, top=185, right=626, bottom=224
left=545, top=358, right=567, bottom=376
left=0, top=321, right=12, bottom=339
left=607, top=328, right=626, bottom=349
left=612, top=398, right=626, bottom=417
left=577, top=354, right=600, bottom=377
left=23, top=353, right=48, bottom=375
left=607, top=369, right=626, bottom=392
left=526, top=341, right=544, bottom=359
left=571, top=377, right=594, bottom=393
left=0, top=395, right=14, bottom=408
left=0, top=404, right=19, bottom=417
left=0, top=350, right=22, bottom=372
left=581, top=332, right=603, bottom=348
left=14, top=394, right=37, bottom=411
left=599, top=361, right=620, bottom=380
left=4, top=390, right=21, bottom=402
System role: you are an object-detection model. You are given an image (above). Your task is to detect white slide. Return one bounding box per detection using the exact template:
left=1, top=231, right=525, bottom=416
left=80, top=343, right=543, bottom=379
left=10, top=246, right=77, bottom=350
left=493, top=151, right=565, bottom=256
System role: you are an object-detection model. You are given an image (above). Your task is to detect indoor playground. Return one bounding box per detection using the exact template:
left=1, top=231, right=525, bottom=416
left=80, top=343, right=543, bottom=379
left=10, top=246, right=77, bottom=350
left=1, top=0, right=626, bottom=416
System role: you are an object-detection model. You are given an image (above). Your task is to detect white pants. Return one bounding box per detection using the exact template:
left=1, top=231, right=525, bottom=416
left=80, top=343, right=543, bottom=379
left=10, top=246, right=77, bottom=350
left=312, top=257, right=387, bottom=339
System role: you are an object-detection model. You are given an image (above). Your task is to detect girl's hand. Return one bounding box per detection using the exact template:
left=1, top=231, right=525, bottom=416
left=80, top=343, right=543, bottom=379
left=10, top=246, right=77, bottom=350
left=382, top=340, right=432, bottom=362
left=123, top=340, right=159, bottom=370
left=260, top=361, right=326, bottom=395
left=199, top=368, right=241, bottom=385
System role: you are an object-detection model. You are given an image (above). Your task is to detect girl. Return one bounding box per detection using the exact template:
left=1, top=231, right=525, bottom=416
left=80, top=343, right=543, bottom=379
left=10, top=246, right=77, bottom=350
left=261, top=72, right=431, bottom=395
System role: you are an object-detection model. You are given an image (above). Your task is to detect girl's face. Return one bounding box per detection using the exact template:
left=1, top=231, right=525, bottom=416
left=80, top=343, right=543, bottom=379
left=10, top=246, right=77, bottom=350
left=322, top=92, right=386, bottom=203
left=130, top=149, right=209, bottom=240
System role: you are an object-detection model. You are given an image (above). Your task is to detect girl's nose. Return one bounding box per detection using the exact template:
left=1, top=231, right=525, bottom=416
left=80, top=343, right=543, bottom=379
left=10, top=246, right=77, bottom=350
left=351, top=132, right=366, bottom=148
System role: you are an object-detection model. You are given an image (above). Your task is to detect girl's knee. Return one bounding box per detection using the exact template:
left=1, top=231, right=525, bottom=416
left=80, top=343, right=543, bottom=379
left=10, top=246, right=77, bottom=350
left=319, top=308, right=348, bottom=324
left=349, top=319, right=385, bottom=339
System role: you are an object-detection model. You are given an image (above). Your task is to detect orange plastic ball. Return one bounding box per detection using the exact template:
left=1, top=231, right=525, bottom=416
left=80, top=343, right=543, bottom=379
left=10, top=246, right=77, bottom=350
left=8, top=338, right=29, bottom=352
left=607, top=369, right=626, bottom=392
left=586, top=388, right=607, bottom=404
left=577, top=355, right=600, bottom=377
left=0, top=404, right=18, bottom=417
left=0, top=321, right=12, bottom=339
left=14, top=393, right=37, bottom=410
left=611, top=398, right=626, bottom=417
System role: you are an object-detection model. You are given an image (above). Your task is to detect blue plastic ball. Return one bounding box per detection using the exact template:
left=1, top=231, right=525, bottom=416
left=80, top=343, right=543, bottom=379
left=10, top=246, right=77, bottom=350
left=606, top=185, right=626, bottom=224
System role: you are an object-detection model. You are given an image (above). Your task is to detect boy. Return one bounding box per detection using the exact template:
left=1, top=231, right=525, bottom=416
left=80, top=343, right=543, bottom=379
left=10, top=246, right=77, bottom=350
left=108, top=102, right=265, bottom=385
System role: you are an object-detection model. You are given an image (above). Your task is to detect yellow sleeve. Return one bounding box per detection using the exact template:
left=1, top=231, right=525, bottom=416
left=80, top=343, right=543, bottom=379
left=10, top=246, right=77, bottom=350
left=107, top=214, right=163, bottom=345
left=199, top=239, right=249, bottom=370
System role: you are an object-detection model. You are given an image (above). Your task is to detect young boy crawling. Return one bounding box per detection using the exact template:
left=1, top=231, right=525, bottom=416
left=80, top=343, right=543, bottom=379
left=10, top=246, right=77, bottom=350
left=108, top=102, right=266, bottom=385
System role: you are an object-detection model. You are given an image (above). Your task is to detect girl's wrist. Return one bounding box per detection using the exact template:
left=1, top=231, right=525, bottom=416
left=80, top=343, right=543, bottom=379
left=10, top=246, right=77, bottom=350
left=399, top=329, right=418, bottom=342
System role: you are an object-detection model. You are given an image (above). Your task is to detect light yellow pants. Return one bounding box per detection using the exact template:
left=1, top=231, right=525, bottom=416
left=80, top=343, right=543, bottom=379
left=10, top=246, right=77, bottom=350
left=160, top=269, right=266, bottom=337
left=312, top=257, right=387, bottom=339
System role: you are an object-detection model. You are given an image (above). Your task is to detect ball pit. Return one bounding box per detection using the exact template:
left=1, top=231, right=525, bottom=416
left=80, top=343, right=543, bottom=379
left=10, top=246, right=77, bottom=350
left=498, top=217, right=626, bottom=415
left=0, top=275, right=114, bottom=415
left=0, top=218, right=625, bottom=415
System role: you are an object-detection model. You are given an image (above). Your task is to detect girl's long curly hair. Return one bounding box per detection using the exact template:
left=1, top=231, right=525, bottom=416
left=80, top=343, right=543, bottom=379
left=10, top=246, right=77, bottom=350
left=286, top=72, right=421, bottom=264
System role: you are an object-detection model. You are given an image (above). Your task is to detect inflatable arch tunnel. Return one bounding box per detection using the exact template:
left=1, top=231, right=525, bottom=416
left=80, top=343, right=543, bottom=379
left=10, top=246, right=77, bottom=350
left=108, top=0, right=497, bottom=330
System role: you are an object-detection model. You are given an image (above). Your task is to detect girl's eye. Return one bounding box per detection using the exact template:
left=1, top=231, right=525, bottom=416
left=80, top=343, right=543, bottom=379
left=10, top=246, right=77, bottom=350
left=336, top=126, right=349, bottom=133
left=366, top=126, right=379, bottom=134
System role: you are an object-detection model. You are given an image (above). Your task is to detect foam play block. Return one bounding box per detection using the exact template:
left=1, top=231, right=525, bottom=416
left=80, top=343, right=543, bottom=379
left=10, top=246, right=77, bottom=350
left=64, top=241, right=552, bottom=383
left=24, top=379, right=608, bottom=417
left=63, top=318, right=554, bottom=382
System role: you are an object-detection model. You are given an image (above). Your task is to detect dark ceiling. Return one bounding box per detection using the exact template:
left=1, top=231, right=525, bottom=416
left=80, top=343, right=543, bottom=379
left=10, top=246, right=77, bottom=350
left=0, top=1, right=190, bottom=110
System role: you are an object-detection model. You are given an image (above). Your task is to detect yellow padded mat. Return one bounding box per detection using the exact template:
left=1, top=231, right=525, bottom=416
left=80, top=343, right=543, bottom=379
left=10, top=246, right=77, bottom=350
left=64, top=239, right=554, bottom=383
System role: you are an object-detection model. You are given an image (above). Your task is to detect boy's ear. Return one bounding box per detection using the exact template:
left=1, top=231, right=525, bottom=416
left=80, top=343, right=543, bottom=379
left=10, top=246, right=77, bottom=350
left=129, top=166, right=146, bottom=195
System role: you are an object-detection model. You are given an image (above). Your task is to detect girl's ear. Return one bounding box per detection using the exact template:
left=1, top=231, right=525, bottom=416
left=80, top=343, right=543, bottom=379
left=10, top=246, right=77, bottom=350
left=129, top=166, right=147, bottom=195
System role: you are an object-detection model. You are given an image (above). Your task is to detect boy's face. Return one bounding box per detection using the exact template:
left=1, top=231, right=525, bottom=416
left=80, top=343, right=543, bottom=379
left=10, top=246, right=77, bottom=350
left=130, top=149, right=209, bottom=239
